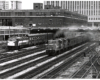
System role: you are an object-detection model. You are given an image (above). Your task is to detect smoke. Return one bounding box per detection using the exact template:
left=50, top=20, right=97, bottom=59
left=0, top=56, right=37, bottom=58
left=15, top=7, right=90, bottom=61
left=54, top=25, right=81, bottom=39
left=54, top=25, right=100, bottom=41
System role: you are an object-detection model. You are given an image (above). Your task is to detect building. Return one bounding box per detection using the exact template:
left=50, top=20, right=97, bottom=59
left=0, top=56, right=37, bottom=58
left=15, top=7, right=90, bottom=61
left=0, top=1, right=9, bottom=10
left=0, top=26, right=29, bottom=40
left=0, top=9, right=87, bottom=40
left=0, top=9, right=87, bottom=27
left=44, top=1, right=100, bottom=26
left=44, top=1, right=62, bottom=9
left=11, top=1, right=22, bottom=9
left=33, top=3, right=43, bottom=10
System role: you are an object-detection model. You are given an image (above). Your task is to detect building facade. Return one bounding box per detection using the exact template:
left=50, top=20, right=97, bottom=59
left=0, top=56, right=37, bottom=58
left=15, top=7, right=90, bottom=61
left=44, top=1, right=100, bottom=26
left=0, top=1, right=9, bottom=10
left=0, top=9, right=87, bottom=27
left=33, top=3, right=43, bottom=10
left=11, top=1, right=22, bottom=9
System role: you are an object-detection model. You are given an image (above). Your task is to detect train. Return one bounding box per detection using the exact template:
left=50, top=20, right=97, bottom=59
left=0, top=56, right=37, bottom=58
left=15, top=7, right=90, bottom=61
left=46, top=35, right=89, bottom=56
left=7, top=33, right=53, bottom=50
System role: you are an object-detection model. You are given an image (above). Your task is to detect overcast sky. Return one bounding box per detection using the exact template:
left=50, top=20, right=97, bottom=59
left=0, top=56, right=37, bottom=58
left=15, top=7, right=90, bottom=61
left=4, top=0, right=98, bottom=9
left=5, top=0, right=44, bottom=9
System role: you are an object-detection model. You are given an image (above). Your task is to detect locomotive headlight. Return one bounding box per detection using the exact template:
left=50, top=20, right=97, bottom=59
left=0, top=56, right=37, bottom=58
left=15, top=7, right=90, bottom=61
left=7, top=41, right=15, bottom=46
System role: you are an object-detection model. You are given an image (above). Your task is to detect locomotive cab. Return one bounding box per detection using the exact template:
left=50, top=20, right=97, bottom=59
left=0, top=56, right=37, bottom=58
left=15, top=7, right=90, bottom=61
left=46, top=39, right=60, bottom=55
left=7, top=37, right=19, bottom=50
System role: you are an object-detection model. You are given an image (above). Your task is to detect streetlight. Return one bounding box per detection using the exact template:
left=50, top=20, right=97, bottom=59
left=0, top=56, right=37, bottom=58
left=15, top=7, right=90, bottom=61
left=8, top=22, right=10, bottom=38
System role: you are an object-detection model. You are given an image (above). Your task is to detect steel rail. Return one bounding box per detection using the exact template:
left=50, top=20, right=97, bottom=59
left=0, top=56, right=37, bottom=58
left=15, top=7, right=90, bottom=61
left=0, top=46, right=45, bottom=63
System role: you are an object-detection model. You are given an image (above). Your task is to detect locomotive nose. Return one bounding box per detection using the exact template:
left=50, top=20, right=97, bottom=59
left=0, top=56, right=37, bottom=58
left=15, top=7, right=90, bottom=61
left=7, top=41, right=16, bottom=46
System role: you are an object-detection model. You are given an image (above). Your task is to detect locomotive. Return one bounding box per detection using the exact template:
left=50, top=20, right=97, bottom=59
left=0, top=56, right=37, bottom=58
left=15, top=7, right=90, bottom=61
left=46, top=35, right=89, bottom=56
left=7, top=33, right=53, bottom=50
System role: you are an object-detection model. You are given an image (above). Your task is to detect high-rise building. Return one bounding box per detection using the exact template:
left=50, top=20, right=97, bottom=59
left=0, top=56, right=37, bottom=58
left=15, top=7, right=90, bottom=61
left=0, top=1, right=9, bottom=10
left=11, top=1, right=22, bottom=10
left=44, top=1, right=100, bottom=26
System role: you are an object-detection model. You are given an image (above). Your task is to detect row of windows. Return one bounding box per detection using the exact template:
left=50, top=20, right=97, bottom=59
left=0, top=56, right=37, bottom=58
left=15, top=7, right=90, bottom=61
left=45, top=1, right=100, bottom=10
left=0, top=30, right=28, bottom=34
left=38, top=22, right=62, bottom=25
left=15, top=19, right=23, bottom=22
left=0, top=12, right=11, bottom=16
left=45, top=1, right=100, bottom=5
left=0, top=12, right=86, bottom=20
left=15, top=12, right=25, bottom=16
left=29, top=36, right=45, bottom=40
left=64, top=12, right=87, bottom=20
left=75, top=10, right=100, bottom=16
left=89, top=18, right=100, bottom=20
left=0, top=12, right=61, bottom=16
left=30, top=12, right=61, bottom=16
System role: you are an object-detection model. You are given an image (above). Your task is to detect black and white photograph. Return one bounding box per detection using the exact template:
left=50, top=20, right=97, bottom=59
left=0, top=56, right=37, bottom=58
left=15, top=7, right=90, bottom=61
left=0, top=0, right=100, bottom=79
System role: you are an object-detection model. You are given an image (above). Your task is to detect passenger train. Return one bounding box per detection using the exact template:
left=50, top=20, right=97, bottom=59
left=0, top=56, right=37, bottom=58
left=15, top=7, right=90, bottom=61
left=7, top=33, right=53, bottom=50
left=46, top=35, right=89, bottom=56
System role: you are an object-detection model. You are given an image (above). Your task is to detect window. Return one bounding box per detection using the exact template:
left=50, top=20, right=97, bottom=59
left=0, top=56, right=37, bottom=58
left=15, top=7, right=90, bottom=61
left=22, top=12, right=25, bottom=16
left=36, top=12, right=39, bottom=16
left=39, top=12, right=41, bottom=15
left=91, top=1, right=93, bottom=5
left=91, top=10, right=93, bottom=15
left=41, top=12, right=44, bottom=14
left=5, top=12, right=11, bottom=16
left=50, top=12, right=55, bottom=16
left=56, top=12, right=58, bottom=14
left=35, top=6, right=38, bottom=8
left=30, top=12, right=32, bottom=16
left=58, top=12, right=60, bottom=14
left=91, top=6, right=93, bottom=9
left=77, top=1, right=79, bottom=5
left=94, top=10, right=95, bottom=15
left=1, top=12, right=5, bottom=16
left=15, top=12, right=25, bottom=16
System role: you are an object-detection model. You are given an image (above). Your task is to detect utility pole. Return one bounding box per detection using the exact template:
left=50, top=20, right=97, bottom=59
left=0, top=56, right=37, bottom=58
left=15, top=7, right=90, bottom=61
left=9, top=26, right=10, bottom=38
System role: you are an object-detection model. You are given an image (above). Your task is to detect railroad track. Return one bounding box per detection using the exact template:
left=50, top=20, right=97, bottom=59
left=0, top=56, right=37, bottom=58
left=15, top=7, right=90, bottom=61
left=32, top=42, right=97, bottom=79
left=37, top=53, right=84, bottom=79
left=0, top=45, right=46, bottom=63
left=96, top=72, right=100, bottom=78
left=93, top=59, right=100, bottom=78
left=70, top=54, right=98, bottom=78
left=0, top=42, right=94, bottom=79
left=13, top=43, right=90, bottom=79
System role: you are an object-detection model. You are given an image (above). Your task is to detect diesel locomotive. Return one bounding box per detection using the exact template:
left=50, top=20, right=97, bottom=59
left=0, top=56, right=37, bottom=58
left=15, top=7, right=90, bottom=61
left=46, top=35, right=89, bottom=56
left=7, top=33, right=53, bottom=50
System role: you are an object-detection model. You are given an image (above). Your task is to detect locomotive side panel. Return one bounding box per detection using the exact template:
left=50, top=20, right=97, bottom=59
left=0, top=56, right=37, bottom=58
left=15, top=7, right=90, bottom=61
left=7, top=33, right=53, bottom=50
left=46, top=35, right=89, bottom=56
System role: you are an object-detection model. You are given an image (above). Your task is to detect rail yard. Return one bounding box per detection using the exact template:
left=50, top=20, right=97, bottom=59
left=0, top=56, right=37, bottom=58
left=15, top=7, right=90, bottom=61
left=0, top=31, right=100, bottom=79
left=0, top=3, right=100, bottom=79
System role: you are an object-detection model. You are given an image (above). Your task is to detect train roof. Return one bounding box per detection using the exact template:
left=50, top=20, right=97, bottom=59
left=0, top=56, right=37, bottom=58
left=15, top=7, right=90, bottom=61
left=27, top=33, right=52, bottom=36
left=49, top=38, right=64, bottom=41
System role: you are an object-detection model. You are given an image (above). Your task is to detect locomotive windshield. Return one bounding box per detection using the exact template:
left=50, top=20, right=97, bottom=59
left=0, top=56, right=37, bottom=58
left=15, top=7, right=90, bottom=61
left=8, top=37, right=16, bottom=41
left=48, top=40, right=57, bottom=44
